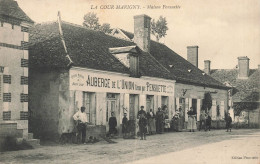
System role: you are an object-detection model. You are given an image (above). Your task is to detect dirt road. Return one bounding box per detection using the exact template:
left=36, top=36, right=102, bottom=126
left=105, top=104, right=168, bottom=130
left=0, top=129, right=259, bottom=164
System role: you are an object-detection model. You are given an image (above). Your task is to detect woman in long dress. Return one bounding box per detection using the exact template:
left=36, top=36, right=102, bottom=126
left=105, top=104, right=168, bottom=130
left=147, top=109, right=156, bottom=134
left=187, top=107, right=197, bottom=132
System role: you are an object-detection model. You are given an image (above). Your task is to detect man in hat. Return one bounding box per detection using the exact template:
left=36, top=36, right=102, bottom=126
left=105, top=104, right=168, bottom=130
left=73, top=106, right=88, bottom=144
left=137, top=106, right=146, bottom=119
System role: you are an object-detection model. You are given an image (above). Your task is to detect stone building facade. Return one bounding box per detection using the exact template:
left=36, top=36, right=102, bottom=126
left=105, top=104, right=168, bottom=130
left=0, top=0, right=34, bottom=146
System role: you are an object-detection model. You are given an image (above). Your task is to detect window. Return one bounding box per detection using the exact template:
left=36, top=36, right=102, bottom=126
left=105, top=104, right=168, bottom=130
left=21, top=26, right=29, bottom=32
left=21, top=41, right=29, bottom=50
left=106, top=93, right=117, bottom=122
left=146, top=95, right=154, bottom=112
left=3, top=111, right=11, bottom=120
left=20, top=93, right=28, bottom=102
left=83, top=92, right=96, bottom=124
left=20, top=111, right=28, bottom=120
left=3, top=75, right=11, bottom=84
left=3, top=93, right=11, bottom=102
left=21, top=59, right=28, bottom=67
left=21, top=76, right=28, bottom=85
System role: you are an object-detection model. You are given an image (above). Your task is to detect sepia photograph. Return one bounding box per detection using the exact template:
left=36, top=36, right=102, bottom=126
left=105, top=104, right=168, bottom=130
left=0, top=0, right=259, bottom=163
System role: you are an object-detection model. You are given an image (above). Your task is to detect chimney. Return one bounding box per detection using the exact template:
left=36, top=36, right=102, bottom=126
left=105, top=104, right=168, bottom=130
left=237, top=56, right=250, bottom=79
left=187, top=46, right=199, bottom=67
left=134, top=14, right=151, bottom=53
left=204, top=60, right=211, bottom=74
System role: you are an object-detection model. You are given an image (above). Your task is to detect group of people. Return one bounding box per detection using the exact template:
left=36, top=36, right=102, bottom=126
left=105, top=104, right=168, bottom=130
left=109, top=105, right=170, bottom=140
left=137, top=105, right=172, bottom=140
left=73, top=105, right=233, bottom=144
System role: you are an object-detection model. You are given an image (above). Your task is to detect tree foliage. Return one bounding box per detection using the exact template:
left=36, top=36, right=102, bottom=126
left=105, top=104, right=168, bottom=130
left=233, top=102, right=258, bottom=116
left=83, top=12, right=100, bottom=30
left=83, top=12, right=112, bottom=34
left=202, top=92, right=212, bottom=112
left=151, top=16, right=169, bottom=42
left=100, top=23, right=112, bottom=34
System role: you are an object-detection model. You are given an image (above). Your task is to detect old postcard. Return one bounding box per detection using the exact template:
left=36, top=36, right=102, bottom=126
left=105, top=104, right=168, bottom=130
left=0, top=0, right=259, bottom=163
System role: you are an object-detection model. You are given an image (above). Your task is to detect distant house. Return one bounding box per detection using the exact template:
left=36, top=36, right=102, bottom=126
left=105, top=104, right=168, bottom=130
left=204, top=57, right=260, bottom=128
left=28, top=14, right=229, bottom=140
left=0, top=0, right=35, bottom=146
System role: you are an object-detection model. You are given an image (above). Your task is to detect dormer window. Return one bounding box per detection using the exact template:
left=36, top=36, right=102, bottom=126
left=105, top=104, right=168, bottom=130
left=113, top=53, right=130, bottom=68
left=109, top=46, right=140, bottom=77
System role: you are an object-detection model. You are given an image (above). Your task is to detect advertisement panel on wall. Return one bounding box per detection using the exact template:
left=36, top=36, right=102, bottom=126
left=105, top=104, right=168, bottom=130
left=69, top=68, right=175, bottom=96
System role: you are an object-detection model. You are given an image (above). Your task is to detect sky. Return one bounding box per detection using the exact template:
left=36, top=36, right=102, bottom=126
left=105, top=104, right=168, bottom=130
left=16, top=0, right=260, bottom=69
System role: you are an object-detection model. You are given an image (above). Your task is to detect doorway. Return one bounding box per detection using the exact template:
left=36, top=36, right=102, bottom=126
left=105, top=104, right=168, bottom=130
left=129, top=94, right=139, bottom=134
left=146, top=95, right=154, bottom=112
left=106, top=93, right=118, bottom=132
left=83, top=92, right=95, bottom=125
left=192, top=99, right=197, bottom=115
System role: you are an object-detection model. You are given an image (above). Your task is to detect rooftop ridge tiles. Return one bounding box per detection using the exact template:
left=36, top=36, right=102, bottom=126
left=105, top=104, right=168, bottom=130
left=61, top=21, right=135, bottom=43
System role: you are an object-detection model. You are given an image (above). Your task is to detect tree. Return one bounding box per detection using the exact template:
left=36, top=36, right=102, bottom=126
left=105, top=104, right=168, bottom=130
left=100, top=23, right=112, bottom=34
left=83, top=12, right=100, bottom=30
left=83, top=12, right=112, bottom=34
left=151, top=16, right=169, bottom=42
left=202, top=92, right=212, bottom=112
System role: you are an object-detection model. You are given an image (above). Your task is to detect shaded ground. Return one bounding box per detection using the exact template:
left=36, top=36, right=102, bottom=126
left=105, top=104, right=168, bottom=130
left=0, top=129, right=259, bottom=164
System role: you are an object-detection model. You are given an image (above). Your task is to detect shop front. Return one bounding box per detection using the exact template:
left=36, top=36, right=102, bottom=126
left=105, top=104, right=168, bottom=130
left=69, top=67, right=175, bottom=136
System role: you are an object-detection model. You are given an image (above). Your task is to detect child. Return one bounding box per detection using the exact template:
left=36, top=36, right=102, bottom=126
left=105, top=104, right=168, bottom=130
left=225, top=113, right=232, bottom=132
left=122, top=113, right=128, bottom=138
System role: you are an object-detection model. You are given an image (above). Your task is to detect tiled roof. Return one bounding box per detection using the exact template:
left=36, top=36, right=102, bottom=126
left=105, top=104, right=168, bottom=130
left=29, top=22, right=174, bottom=80
left=0, top=0, right=34, bottom=23
left=120, top=29, right=134, bottom=40
left=119, top=29, right=228, bottom=89
left=210, top=69, right=260, bottom=102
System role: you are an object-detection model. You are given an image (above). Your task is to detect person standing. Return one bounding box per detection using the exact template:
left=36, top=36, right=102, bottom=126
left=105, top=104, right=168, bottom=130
left=199, top=110, right=207, bottom=131
left=137, top=106, right=146, bottom=119
left=109, top=112, right=117, bottom=137
left=156, top=107, right=164, bottom=134
left=122, top=113, right=128, bottom=138
left=147, top=109, right=156, bottom=135
left=187, top=107, right=197, bottom=132
left=73, top=106, right=88, bottom=144
left=178, top=107, right=184, bottom=129
left=225, top=113, right=232, bottom=132
left=137, top=106, right=147, bottom=136
left=139, top=112, right=147, bottom=140
left=205, top=113, right=212, bottom=131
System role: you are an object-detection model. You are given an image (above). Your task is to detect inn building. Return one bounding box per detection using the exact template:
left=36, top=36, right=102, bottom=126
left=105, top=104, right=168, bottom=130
left=29, top=14, right=229, bottom=140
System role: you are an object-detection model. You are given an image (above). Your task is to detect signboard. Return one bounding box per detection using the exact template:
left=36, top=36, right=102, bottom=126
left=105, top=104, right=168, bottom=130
left=69, top=69, right=174, bottom=96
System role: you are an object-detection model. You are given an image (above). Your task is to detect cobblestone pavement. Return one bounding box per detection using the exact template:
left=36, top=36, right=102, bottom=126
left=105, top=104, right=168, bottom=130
left=0, top=129, right=260, bottom=164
